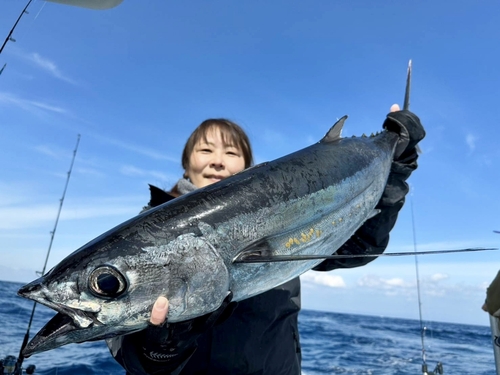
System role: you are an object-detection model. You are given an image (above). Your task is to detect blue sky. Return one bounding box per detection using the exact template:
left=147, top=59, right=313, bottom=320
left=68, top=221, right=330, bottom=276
left=0, top=0, right=499, bottom=328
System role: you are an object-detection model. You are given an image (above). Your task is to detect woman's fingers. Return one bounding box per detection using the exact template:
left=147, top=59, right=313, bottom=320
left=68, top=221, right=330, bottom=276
left=390, top=104, right=401, bottom=112
left=150, top=296, right=169, bottom=326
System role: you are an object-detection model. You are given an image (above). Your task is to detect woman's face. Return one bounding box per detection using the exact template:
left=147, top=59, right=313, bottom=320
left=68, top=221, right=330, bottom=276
left=186, top=128, right=246, bottom=188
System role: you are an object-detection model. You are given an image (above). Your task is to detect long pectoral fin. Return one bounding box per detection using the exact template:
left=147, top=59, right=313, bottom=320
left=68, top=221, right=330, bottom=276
left=232, top=237, right=273, bottom=263
left=233, top=247, right=498, bottom=263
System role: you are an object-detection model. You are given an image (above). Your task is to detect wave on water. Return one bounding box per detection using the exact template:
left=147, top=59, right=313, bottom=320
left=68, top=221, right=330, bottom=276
left=1, top=280, right=496, bottom=375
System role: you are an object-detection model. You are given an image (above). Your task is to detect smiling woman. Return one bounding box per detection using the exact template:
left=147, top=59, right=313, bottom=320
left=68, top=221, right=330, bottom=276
left=142, top=118, right=253, bottom=206
left=182, top=118, right=253, bottom=189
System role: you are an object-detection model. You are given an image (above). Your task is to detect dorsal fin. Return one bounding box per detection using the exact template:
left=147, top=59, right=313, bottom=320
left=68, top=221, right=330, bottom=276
left=320, top=115, right=348, bottom=143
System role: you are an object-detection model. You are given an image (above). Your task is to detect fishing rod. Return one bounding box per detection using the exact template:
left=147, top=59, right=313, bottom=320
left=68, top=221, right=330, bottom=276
left=0, top=0, right=34, bottom=55
left=410, top=199, right=443, bottom=375
left=13, top=135, right=81, bottom=375
left=406, top=61, right=441, bottom=375
left=411, top=199, right=427, bottom=370
left=0, top=0, right=34, bottom=78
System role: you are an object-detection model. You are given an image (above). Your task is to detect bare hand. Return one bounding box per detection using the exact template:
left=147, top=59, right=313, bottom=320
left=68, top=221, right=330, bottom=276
left=150, top=296, right=169, bottom=326
left=390, top=104, right=400, bottom=112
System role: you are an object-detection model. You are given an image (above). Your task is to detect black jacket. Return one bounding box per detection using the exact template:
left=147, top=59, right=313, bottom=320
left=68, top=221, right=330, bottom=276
left=109, top=186, right=301, bottom=375
left=108, top=110, right=424, bottom=375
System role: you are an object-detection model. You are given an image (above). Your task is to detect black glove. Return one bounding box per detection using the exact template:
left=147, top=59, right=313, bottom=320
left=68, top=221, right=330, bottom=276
left=383, top=109, right=426, bottom=162
left=136, top=293, right=236, bottom=375
left=314, top=110, right=425, bottom=271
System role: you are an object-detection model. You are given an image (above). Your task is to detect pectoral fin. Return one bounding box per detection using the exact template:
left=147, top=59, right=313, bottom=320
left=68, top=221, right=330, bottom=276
left=233, top=238, right=274, bottom=263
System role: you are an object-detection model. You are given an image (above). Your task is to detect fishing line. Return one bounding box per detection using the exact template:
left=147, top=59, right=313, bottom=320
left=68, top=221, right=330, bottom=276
left=16, top=134, right=81, bottom=371
left=410, top=197, right=427, bottom=368
left=34, top=1, right=47, bottom=20
left=410, top=196, right=443, bottom=375
left=10, top=0, right=45, bottom=42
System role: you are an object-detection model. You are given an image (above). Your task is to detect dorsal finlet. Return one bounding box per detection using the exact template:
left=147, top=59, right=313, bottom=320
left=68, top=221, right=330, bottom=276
left=321, top=115, right=348, bottom=143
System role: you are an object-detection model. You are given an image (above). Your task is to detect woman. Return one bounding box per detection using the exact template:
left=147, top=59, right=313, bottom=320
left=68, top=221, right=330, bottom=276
left=108, top=109, right=425, bottom=375
left=110, top=118, right=302, bottom=375
left=143, top=118, right=253, bottom=206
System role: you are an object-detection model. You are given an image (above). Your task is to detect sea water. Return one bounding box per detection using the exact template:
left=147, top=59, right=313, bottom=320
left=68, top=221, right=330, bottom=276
left=0, top=280, right=495, bottom=374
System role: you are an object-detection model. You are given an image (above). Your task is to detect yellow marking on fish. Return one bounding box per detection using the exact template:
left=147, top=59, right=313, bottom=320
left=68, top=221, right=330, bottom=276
left=339, top=217, right=343, bottom=222
left=285, top=238, right=295, bottom=248
left=284, top=227, right=323, bottom=249
left=332, top=221, right=336, bottom=225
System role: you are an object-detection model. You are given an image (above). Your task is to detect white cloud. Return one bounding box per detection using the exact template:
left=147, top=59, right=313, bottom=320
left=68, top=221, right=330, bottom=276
left=34, top=145, right=59, bottom=157
left=75, top=167, right=105, bottom=177
left=91, top=134, right=179, bottom=162
left=465, top=133, right=477, bottom=152
left=357, top=274, right=413, bottom=291
left=385, top=277, right=407, bottom=287
left=430, top=273, right=448, bottom=282
left=0, top=197, right=141, bottom=230
left=120, top=165, right=171, bottom=181
left=0, top=91, right=68, bottom=115
left=29, top=52, right=77, bottom=85
left=301, top=270, right=346, bottom=288
left=29, top=100, right=67, bottom=113
left=0, top=265, right=39, bottom=283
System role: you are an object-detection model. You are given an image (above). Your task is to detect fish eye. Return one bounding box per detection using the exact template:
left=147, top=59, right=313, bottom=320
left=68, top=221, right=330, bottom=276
left=88, top=266, right=127, bottom=298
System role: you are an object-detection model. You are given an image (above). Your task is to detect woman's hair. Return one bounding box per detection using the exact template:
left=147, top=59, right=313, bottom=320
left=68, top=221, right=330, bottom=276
left=182, top=118, right=253, bottom=170
left=169, top=118, right=253, bottom=197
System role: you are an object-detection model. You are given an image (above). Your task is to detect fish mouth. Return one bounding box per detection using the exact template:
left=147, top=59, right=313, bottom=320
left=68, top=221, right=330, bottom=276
left=22, top=312, right=89, bottom=357
left=23, top=310, right=136, bottom=356
left=22, top=308, right=123, bottom=356
left=18, top=280, right=108, bottom=356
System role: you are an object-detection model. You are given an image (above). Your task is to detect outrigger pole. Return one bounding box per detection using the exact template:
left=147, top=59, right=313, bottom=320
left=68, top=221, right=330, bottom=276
left=15, top=134, right=81, bottom=374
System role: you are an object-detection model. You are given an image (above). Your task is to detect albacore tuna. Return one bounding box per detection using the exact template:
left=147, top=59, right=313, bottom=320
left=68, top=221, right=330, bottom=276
left=18, top=116, right=400, bottom=356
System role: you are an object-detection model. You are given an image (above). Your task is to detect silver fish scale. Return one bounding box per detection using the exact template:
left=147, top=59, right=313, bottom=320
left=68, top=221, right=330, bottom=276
left=119, top=233, right=229, bottom=321
left=203, top=152, right=392, bottom=302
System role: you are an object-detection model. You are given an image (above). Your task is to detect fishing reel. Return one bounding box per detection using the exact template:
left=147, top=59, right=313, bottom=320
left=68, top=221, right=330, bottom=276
left=422, top=362, right=443, bottom=375
left=0, top=355, right=35, bottom=375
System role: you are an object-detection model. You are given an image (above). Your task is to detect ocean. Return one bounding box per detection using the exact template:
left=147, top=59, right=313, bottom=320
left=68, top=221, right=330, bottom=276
left=0, top=280, right=495, bottom=374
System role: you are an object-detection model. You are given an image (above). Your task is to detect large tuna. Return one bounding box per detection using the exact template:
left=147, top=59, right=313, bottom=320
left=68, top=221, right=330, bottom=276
left=18, top=116, right=400, bottom=356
